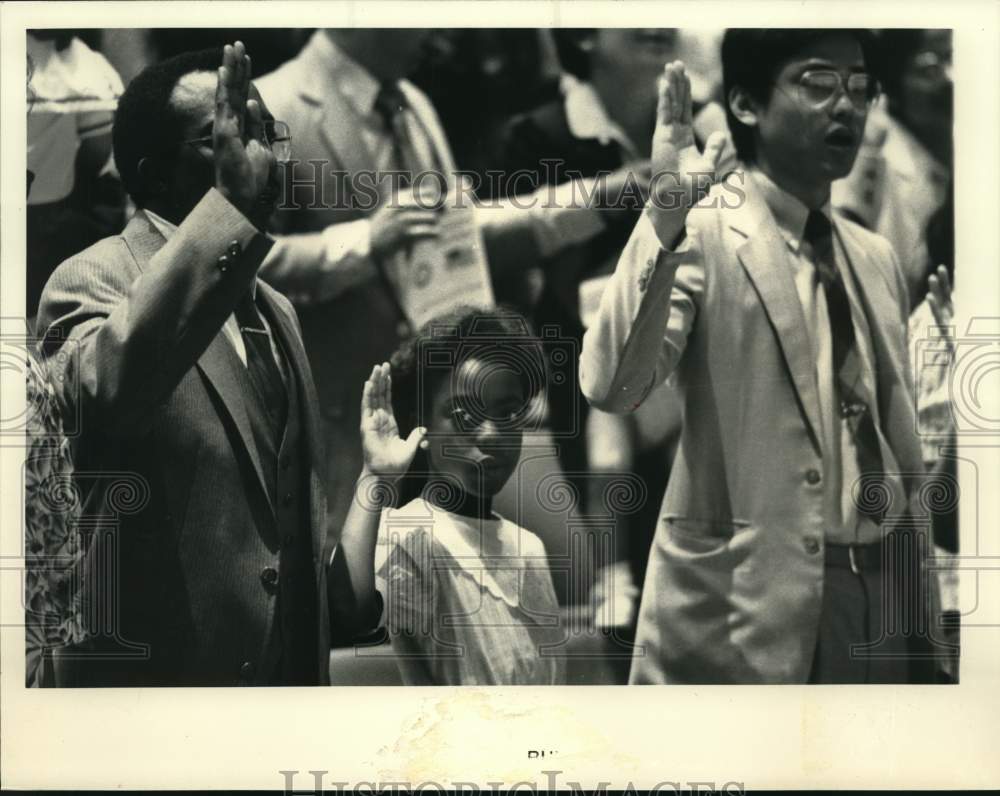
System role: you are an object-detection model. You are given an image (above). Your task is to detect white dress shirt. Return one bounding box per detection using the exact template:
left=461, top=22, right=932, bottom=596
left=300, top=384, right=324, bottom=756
left=749, top=168, right=900, bottom=542
left=278, top=34, right=608, bottom=304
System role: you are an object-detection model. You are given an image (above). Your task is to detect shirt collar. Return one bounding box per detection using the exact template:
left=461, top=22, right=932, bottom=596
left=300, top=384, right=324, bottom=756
left=309, top=32, right=382, bottom=119
left=142, top=208, right=256, bottom=299
left=560, top=73, right=639, bottom=160
left=143, top=207, right=177, bottom=240
left=748, top=165, right=831, bottom=252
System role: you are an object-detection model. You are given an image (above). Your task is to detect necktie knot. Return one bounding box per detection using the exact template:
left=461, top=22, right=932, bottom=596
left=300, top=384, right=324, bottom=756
left=374, top=82, right=407, bottom=127
left=235, top=293, right=265, bottom=332
left=803, top=210, right=837, bottom=285
left=803, top=209, right=832, bottom=246
left=233, top=293, right=287, bottom=442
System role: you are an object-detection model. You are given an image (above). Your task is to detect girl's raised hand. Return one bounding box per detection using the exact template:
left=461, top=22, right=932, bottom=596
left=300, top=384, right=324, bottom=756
left=359, top=362, right=428, bottom=481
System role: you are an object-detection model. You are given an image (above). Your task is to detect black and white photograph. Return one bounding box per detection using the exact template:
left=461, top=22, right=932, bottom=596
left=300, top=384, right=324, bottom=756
left=3, top=1, right=999, bottom=791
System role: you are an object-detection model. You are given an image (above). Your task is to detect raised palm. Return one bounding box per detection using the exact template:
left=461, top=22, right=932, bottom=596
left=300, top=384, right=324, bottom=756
left=650, top=61, right=728, bottom=210
left=360, top=362, right=426, bottom=480
left=213, top=41, right=275, bottom=221
left=926, top=264, right=955, bottom=355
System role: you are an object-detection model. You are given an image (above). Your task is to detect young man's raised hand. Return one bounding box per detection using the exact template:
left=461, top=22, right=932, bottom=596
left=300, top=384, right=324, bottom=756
left=647, top=60, right=729, bottom=247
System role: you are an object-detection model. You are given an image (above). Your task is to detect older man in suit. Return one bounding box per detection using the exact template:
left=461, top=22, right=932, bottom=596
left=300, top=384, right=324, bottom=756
left=581, top=29, right=951, bottom=683
left=36, top=43, right=375, bottom=686
left=255, top=29, right=616, bottom=533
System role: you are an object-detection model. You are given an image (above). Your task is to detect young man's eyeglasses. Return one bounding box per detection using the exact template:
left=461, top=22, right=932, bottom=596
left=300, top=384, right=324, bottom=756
left=180, top=120, right=292, bottom=163
left=797, top=70, right=880, bottom=110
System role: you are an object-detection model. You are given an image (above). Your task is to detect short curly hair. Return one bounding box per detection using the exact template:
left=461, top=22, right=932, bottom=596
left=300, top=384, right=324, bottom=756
left=389, top=305, right=546, bottom=438
left=386, top=305, right=547, bottom=506
left=112, top=47, right=222, bottom=206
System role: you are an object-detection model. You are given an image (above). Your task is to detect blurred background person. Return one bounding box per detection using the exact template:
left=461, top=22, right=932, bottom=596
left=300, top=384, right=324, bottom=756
left=834, top=29, right=952, bottom=310
left=254, top=28, right=613, bottom=540
left=910, top=188, right=959, bottom=680
left=495, top=29, right=685, bottom=635
left=410, top=29, right=564, bottom=184
left=147, top=28, right=314, bottom=80
left=26, top=30, right=125, bottom=328
left=23, top=56, right=85, bottom=687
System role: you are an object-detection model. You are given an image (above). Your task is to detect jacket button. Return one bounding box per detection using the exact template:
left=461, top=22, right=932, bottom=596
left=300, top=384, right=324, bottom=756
left=804, top=538, right=821, bottom=555
left=282, top=491, right=293, bottom=507
left=805, top=468, right=821, bottom=485
left=284, top=532, right=295, bottom=547
left=260, top=566, right=279, bottom=587
left=228, top=240, right=242, bottom=258
left=239, top=660, right=254, bottom=679
left=216, top=254, right=229, bottom=273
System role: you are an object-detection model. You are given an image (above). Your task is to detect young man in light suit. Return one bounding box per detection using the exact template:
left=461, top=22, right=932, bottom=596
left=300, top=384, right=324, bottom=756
left=581, top=29, right=952, bottom=683
left=36, top=43, right=378, bottom=686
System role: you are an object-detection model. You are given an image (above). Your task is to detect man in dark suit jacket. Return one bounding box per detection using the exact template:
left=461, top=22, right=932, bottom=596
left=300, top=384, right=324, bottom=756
left=36, top=43, right=376, bottom=686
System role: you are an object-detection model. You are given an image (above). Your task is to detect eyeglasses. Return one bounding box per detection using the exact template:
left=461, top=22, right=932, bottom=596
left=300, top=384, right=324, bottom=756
left=796, top=70, right=880, bottom=110
left=180, top=119, right=292, bottom=163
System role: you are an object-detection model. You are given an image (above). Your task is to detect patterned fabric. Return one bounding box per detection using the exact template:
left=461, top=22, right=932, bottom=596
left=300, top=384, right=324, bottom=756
left=24, top=346, right=84, bottom=687
left=375, top=498, right=565, bottom=685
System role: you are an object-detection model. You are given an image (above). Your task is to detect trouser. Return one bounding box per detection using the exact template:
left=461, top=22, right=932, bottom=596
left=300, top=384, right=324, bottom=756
left=808, top=540, right=913, bottom=683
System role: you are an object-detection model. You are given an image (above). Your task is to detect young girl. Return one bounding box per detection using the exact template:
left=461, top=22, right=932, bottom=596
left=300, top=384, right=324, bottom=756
left=331, top=307, right=565, bottom=685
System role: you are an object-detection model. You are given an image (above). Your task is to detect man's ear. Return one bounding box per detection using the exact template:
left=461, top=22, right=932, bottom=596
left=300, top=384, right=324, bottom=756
left=728, top=85, right=759, bottom=130
left=136, top=156, right=168, bottom=198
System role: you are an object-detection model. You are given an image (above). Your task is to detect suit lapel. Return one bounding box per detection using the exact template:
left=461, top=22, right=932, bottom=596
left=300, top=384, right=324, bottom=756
left=123, top=211, right=278, bottom=519
left=730, top=191, right=825, bottom=451
left=195, top=329, right=277, bottom=520
left=835, top=222, right=924, bottom=477
left=318, top=88, right=376, bottom=178
left=256, top=283, right=329, bottom=567
left=289, top=37, right=378, bottom=182
left=400, top=81, right=457, bottom=174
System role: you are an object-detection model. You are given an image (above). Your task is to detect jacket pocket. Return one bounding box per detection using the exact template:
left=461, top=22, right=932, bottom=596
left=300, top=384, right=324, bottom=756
left=662, top=515, right=751, bottom=554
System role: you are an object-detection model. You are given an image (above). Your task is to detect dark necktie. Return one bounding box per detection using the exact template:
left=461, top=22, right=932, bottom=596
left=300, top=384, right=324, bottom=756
left=803, top=210, right=886, bottom=523
left=234, top=294, right=288, bottom=440
left=373, top=82, right=424, bottom=185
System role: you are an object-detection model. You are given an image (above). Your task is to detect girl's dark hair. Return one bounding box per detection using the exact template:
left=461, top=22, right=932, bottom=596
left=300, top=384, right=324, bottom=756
left=721, top=28, right=877, bottom=163
left=388, top=305, right=546, bottom=505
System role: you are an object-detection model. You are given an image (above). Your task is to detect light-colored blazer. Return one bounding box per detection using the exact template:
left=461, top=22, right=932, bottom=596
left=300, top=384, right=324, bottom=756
left=37, top=190, right=337, bottom=686
left=580, top=176, right=938, bottom=683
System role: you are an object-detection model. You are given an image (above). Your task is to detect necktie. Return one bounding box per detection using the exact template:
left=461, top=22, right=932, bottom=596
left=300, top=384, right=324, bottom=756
left=803, top=210, right=886, bottom=523
left=234, top=294, right=288, bottom=441
left=373, top=82, right=424, bottom=185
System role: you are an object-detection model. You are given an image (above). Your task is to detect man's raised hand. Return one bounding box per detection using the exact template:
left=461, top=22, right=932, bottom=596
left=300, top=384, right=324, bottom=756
left=647, top=61, right=728, bottom=245
left=214, top=41, right=276, bottom=222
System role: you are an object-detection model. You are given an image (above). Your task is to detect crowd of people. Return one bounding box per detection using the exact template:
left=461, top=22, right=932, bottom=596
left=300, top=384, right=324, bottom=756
left=23, top=27, right=958, bottom=687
